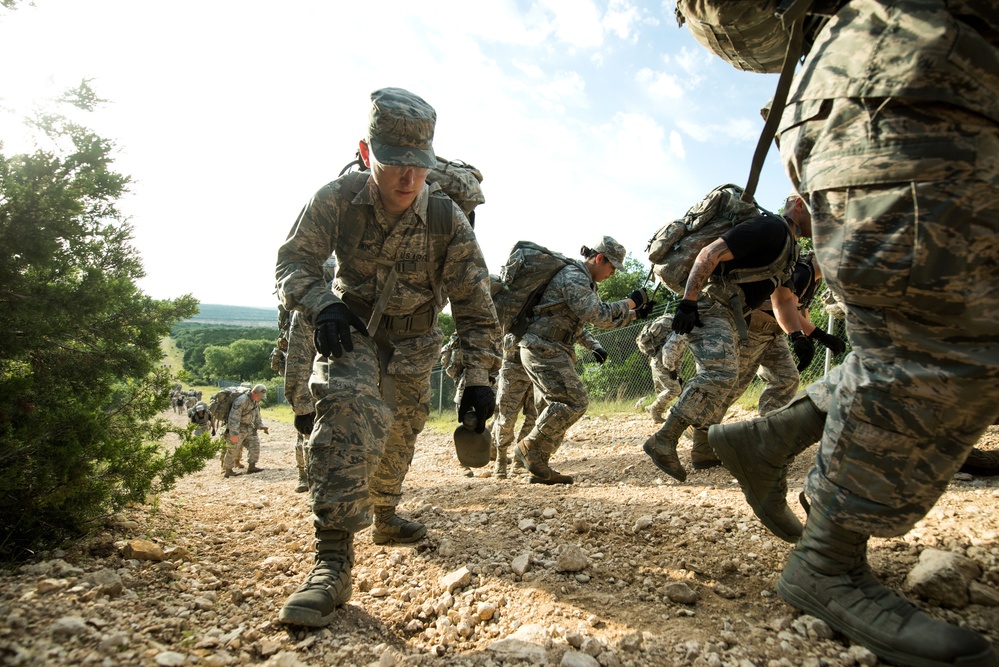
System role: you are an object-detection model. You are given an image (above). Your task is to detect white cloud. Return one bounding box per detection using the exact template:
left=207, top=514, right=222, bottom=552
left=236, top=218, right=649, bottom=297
left=604, top=0, right=643, bottom=42
left=539, top=0, right=605, bottom=49
left=669, top=129, right=686, bottom=159
left=635, top=67, right=684, bottom=100
left=677, top=117, right=759, bottom=143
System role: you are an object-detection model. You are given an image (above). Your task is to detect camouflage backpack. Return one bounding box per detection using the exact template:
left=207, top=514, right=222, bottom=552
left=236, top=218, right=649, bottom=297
left=646, top=183, right=798, bottom=297
left=491, top=241, right=574, bottom=337
left=207, top=386, right=249, bottom=429
left=675, top=0, right=836, bottom=198
left=674, top=1, right=831, bottom=74
left=636, top=317, right=673, bottom=357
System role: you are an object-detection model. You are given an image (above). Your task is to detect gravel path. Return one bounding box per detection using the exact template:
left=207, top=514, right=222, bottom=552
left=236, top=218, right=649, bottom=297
left=1, top=408, right=997, bottom=666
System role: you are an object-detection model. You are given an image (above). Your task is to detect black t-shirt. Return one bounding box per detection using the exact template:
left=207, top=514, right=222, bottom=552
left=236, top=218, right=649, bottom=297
left=717, top=214, right=791, bottom=309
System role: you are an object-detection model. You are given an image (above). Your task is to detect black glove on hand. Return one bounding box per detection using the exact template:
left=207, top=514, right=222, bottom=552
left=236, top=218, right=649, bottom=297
left=591, top=346, right=608, bottom=364
left=458, top=385, right=495, bottom=434
left=294, top=412, right=316, bottom=436
left=635, top=300, right=656, bottom=320
left=809, top=328, right=847, bottom=355
left=314, top=302, right=369, bottom=358
left=671, top=299, right=702, bottom=334
left=628, top=288, right=649, bottom=308
left=790, top=331, right=815, bottom=372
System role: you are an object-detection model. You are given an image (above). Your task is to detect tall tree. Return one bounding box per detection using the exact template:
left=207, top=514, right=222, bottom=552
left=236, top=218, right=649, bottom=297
left=0, top=82, right=212, bottom=559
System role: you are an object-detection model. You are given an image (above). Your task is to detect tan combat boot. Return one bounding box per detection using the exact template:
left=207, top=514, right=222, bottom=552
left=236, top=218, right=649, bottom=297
left=515, top=440, right=572, bottom=484
left=643, top=411, right=689, bottom=482
left=494, top=446, right=509, bottom=479
left=690, top=427, right=721, bottom=469
left=279, top=529, right=353, bottom=627
left=778, top=508, right=998, bottom=667
left=708, top=394, right=824, bottom=542
left=372, top=506, right=427, bottom=545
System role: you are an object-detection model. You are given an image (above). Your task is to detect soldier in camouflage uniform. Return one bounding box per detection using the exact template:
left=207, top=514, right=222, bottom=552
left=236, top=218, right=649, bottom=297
left=491, top=333, right=538, bottom=478
left=188, top=401, right=214, bottom=437
left=274, top=88, right=500, bottom=628
left=515, top=237, right=643, bottom=485
left=644, top=197, right=823, bottom=481
left=707, top=3, right=999, bottom=664
left=223, top=384, right=269, bottom=477
left=637, top=314, right=686, bottom=424
left=497, top=328, right=606, bottom=479
left=728, top=250, right=845, bottom=417
left=284, top=309, right=317, bottom=493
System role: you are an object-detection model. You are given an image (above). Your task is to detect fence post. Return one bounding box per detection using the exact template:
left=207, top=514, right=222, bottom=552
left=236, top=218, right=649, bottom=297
left=824, top=315, right=836, bottom=375
left=438, top=368, right=444, bottom=415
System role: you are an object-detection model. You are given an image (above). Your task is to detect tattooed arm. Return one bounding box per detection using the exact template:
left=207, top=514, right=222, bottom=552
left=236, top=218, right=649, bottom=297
left=681, top=238, right=734, bottom=301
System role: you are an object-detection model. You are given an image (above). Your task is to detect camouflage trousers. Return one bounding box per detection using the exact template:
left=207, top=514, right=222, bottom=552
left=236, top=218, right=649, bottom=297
left=648, top=331, right=686, bottom=406
left=781, top=98, right=999, bottom=536
left=520, top=339, right=587, bottom=460
left=668, top=298, right=741, bottom=428
left=724, top=310, right=799, bottom=416
left=308, top=332, right=432, bottom=533
left=294, top=432, right=305, bottom=472
left=223, top=431, right=259, bottom=468
left=492, top=356, right=538, bottom=451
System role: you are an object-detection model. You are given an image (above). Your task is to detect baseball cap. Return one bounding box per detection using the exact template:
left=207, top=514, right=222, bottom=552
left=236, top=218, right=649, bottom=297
left=367, top=87, right=436, bottom=168
left=593, top=236, right=626, bottom=271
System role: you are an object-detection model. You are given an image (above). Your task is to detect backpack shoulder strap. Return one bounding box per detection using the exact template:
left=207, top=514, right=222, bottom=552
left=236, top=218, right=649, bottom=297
left=335, top=171, right=371, bottom=257
left=425, top=190, right=456, bottom=310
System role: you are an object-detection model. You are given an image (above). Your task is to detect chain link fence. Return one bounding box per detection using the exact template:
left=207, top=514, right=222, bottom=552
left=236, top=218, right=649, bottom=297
left=430, top=283, right=846, bottom=417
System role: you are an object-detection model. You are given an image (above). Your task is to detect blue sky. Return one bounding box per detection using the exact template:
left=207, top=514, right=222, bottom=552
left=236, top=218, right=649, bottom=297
left=0, top=0, right=793, bottom=309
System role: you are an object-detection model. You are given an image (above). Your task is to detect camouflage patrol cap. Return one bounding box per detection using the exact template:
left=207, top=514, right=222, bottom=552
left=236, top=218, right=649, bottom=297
left=367, top=87, right=436, bottom=168
left=593, top=236, right=626, bottom=271
left=251, top=383, right=267, bottom=398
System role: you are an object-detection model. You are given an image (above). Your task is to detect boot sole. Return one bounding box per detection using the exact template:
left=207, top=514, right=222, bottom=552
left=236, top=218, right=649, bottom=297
left=529, top=475, right=573, bottom=485
left=709, top=425, right=801, bottom=543
left=776, top=574, right=997, bottom=667
left=278, top=604, right=338, bottom=627
left=514, top=443, right=551, bottom=480
left=642, top=442, right=687, bottom=482
left=958, top=464, right=999, bottom=477
left=691, top=459, right=722, bottom=470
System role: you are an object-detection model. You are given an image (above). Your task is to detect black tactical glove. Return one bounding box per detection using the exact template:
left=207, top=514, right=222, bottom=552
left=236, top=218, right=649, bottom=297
left=671, top=299, right=703, bottom=334
left=808, top=328, right=847, bottom=355
left=294, top=412, right=315, bottom=436
left=314, top=302, right=369, bottom=358
left=635, top=300, right=655, bottom=320
left=790, top=331, right=815, bottom=372
left=628, top=288, right=649, bottom=309
left=591, top=346, right=608, bottom=364
left=457, top=385, right=495, bottom=434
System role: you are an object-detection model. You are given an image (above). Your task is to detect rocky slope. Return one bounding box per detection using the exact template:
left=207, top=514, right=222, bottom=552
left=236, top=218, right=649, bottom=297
left=1, top=409, right=997, bottom=667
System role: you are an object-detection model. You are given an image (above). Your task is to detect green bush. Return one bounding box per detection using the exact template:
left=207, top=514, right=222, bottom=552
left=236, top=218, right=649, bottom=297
left=0, top=83, right=216, bottom=560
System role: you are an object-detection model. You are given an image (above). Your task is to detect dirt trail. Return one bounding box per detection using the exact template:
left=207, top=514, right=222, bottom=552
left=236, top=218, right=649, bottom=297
left=1, top=408, right=997, bottom=666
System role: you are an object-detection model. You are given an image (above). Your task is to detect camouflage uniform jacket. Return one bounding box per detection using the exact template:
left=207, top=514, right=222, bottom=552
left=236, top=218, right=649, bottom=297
left=275, top=174, right=500, bottom=386
left=782, top=1, right=999, bottom=193
left=523, top=260, right=632, bottom=350
left=227, top=392, right=263, bottom=437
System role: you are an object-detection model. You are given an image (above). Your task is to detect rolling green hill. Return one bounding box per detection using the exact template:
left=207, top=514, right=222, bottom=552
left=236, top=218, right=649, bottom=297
left=187, top=304, right=278, bottom=327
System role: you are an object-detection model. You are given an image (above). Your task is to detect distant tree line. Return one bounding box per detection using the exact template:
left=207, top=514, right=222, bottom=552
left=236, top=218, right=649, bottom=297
left=171, top=322, right=279, bottom=384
